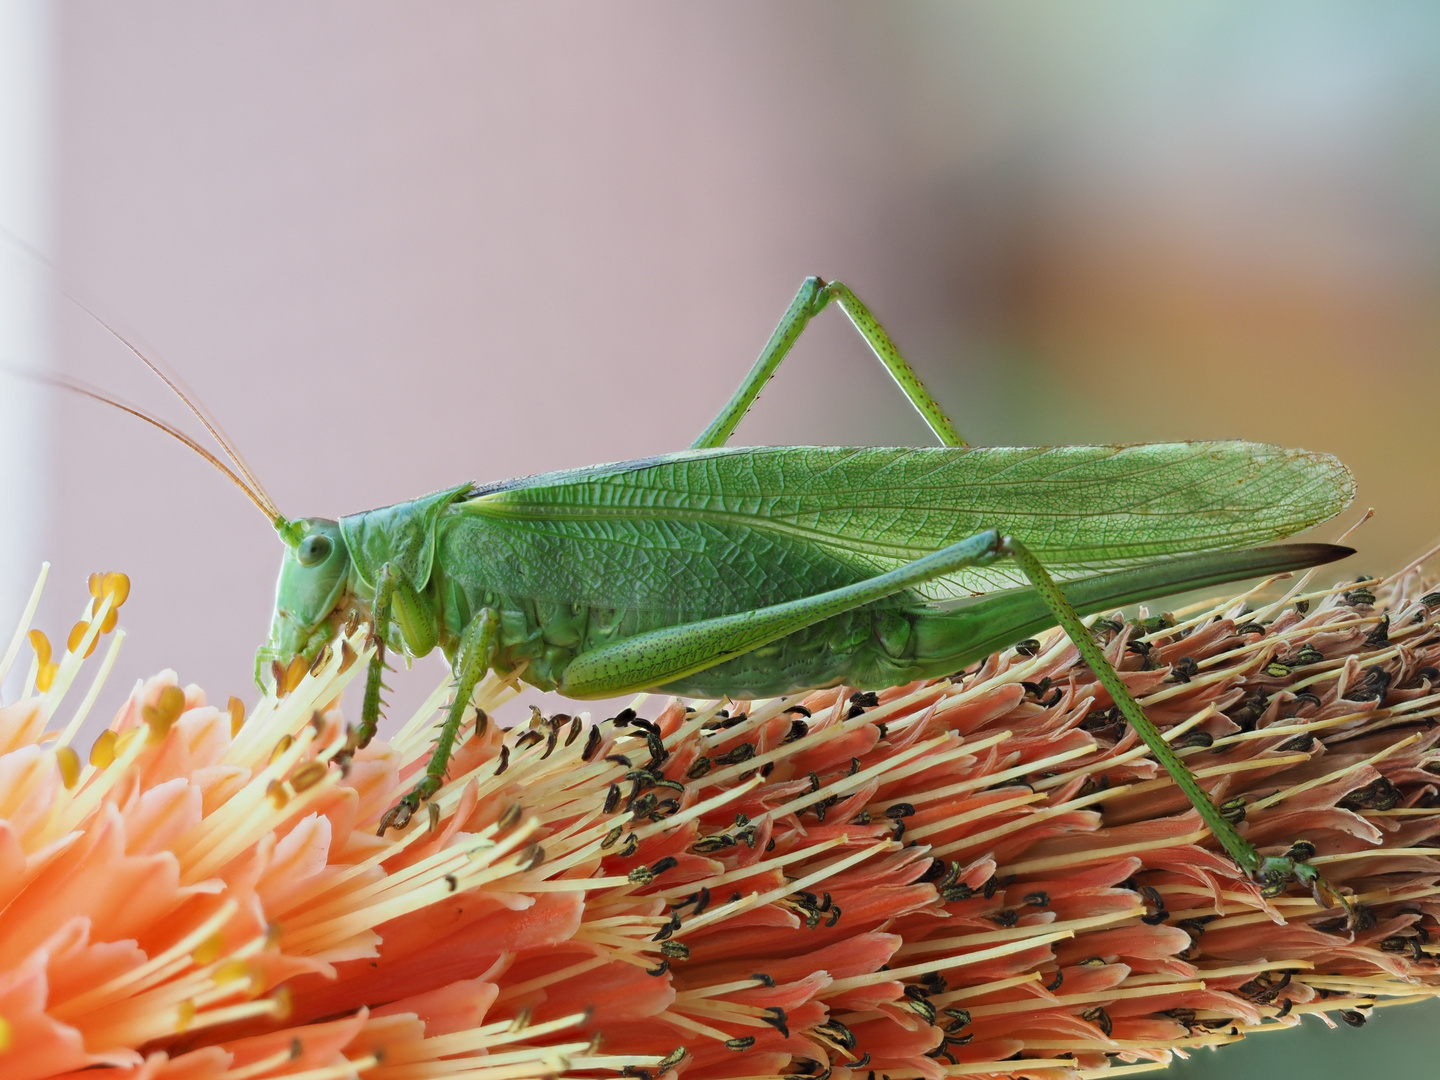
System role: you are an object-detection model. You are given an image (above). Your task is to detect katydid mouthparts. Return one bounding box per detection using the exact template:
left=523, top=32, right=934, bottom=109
left=37, top=275, right=1357, bottom=920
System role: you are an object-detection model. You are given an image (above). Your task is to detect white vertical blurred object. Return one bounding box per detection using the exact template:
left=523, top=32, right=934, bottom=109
left=0, top=0, right=53, bottom=643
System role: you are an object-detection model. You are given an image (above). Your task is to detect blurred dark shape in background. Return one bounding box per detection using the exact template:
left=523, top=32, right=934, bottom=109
left=14, top=6, right=1440, bottom=1072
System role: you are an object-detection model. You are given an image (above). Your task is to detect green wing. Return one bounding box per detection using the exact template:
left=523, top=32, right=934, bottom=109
left=449, top=443, right=1352, bottom=618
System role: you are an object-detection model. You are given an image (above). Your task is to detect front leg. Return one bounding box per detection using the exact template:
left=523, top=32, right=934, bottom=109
left=378, top=608, right=498, bottom=835
left=332, top=565, right=400, bottom=774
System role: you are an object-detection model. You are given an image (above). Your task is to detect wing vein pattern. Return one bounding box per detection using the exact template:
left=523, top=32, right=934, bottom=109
left=450, top=443, right=1352, bottom=620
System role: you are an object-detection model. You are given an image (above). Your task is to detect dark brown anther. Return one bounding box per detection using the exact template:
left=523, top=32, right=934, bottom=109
left=605, top=754, right=633, bottom=767
left=444, top=873, right=458, bottom=892
left=1339, top=776, right=1402, bottom=811
left=761, top=1007, right=790, bottom=1038
left=1082, top=1006, right=1113, bottom=1036
left=338, top=641, right=356, bottom=673
left=564, top=714, right=583, bottom=746
left=1023, top=891, right=1049, bottom=908
left=660, top=940, right=689, bottom=959
left=1363, top=613, right=1391, bottom=648
left=494, top=745, right=510, bottom=775
left=582, top=725, right=602, bottom=761
left=692, top=888, right=710, bottom=915
left=1344, top=584, right=1377, bottom=607
left=656, top=1048, right=687, bottom=1072
left=619, top=833, right=639, bottom=857
left=685, top=755, right=712, bottom=779
left=1138, top=884, right=1168, bottom=924
left=499, top=803, right=523, bottom=830
left=1013, top=638, right=1041, bottom=657
left=784, top=704, right=811, bottom=717
left=725, top=1036, right=756, bottom=1051
left=714, top=743, right=755, bottom=766
left=519, top=843, right=545, bottom=870
left=645, top=958, right=670, bottom=977
left=308, top=644, right=332, bottom=674
left=600, top=826, right=623, bottom=849
left=541, top=726, right=559, bottom=759
left=603, top=784, right=621, bottom=814
left=1169, top=656, right=1199, bottom=683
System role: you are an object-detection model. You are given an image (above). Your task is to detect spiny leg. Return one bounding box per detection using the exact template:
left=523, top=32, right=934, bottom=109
left=333, top=565, right=399, bottom=773
left=378, top=608, right=497, bottom=835
left=998, top=536, right=1354, bottom=923
left=694, top=276, right=965, bottom=449
left=559, top=530, right=1006, bottom=698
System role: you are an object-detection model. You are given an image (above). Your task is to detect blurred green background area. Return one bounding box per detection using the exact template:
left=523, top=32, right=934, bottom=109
left=1, top=3, right=1438, bottom=1073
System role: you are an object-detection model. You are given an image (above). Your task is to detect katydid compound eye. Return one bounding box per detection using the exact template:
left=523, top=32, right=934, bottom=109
left=298, top=534, right=333, bottom=567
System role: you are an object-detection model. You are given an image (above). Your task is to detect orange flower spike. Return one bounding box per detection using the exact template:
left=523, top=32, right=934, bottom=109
left=5, top=568, right=1440, bottom=1080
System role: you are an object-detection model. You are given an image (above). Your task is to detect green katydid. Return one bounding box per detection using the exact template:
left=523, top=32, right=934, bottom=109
left=59, top=276, right=1356, bottom=915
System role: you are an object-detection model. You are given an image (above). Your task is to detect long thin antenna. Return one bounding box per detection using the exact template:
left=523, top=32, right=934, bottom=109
left=13, top=367, right=279, bottom=523
left=0, top=224, right=281, bottom=519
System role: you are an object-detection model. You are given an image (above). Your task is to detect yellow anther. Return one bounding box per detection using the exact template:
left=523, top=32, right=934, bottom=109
left=87, top=572, right=104, bottom=599
left=102, top=571, right=131, bottom=607
left=227, top=696, right=245, bottom=737
left=143, top=684, right=188, bottom=744
left=175, top=1000, right=195, bottom=1033
left=213, top=958, right=253, bottom=985
left=36, top=662, right=58, bottom=693
left=55, top=746, right=81, bottom=789
left=289, top=761, right=327, bottom=793
left=0, top=1013, right=10, bottom=1050
left=265, top=779, right=290, bottom=809
left=99, top=607, right=119, bottom=634
left=280, top=655, right=308, bottom=696
left=269, top=986, right=292, bottom=1021
left=89, top=729, right=117, bottom=768
left=27, top=629, right=51, bottom=668
left=269, top=734, right=294, bottom=764
left=192, top=932, right=225, bottom=966
left=67, top=620, right=99, bottom=659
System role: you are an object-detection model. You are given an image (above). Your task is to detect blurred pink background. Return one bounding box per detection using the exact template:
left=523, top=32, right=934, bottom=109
left=4, top=4, right=1440, bottom=1074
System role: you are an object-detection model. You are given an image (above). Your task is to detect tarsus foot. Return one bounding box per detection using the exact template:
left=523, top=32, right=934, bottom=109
left=1254, top=841, right=1356, bottom=928
left=377, top=774, right=443, bottom=835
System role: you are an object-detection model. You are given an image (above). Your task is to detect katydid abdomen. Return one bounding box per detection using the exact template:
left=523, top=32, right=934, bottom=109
left=426, top=500, right=1346, bottom=699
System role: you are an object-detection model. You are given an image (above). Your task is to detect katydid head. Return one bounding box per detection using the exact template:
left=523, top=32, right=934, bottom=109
left=254, top=518, right=353, bottom=688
